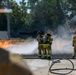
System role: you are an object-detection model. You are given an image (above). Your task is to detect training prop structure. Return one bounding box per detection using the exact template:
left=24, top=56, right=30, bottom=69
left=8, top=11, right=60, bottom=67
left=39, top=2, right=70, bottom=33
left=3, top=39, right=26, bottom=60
left=0, top=8, right=12, bottom=13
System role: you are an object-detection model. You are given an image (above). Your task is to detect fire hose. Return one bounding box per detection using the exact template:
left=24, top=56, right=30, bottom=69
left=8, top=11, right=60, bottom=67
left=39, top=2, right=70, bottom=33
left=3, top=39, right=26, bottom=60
left=49, top=59, right=76, bottom=75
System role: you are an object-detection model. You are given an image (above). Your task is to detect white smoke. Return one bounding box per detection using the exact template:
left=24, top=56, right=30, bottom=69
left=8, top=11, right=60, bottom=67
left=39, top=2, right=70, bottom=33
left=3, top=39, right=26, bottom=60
left=52, top=24, right=74, bottom=54
left=6, top=24, right=74, bottom=55
left=6, top=39, right=38, bottom=55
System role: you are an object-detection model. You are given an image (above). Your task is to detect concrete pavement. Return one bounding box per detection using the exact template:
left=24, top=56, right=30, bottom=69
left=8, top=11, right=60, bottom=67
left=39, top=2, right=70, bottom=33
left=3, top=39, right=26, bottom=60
left=23, top=59, right=76, bottom=75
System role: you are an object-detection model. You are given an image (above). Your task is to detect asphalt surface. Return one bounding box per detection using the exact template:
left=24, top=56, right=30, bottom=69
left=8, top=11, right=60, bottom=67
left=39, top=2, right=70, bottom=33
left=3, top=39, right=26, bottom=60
left=21, top=54, right=74, bottom=59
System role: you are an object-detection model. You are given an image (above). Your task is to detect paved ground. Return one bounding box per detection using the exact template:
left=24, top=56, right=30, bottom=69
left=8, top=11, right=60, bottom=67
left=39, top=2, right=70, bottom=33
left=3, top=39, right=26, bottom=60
left=23, top=58, right=76, bottom=75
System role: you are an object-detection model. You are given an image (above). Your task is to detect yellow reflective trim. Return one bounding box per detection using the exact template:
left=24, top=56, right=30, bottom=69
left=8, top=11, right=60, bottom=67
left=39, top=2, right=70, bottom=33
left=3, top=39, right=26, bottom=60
left=39, top=44, right=43, bottom=46
left=47, top=55, right=51, bottom=57
left=43, top=44, right=50, bottom=48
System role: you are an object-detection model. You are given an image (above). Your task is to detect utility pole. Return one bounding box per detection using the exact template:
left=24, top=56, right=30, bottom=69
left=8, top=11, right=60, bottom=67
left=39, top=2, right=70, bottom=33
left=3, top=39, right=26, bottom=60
left=7, top=0, right=10, bottom=39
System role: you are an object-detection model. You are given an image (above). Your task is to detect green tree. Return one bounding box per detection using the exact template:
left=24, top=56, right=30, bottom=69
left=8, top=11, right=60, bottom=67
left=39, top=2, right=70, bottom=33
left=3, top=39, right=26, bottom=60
left=28, top=0, right=65, bottom=30
left=10, top=0, right=28, bottom=34
left=10, top=0, right=22, bottom=31
left=67, top=0, right=76, bottom=18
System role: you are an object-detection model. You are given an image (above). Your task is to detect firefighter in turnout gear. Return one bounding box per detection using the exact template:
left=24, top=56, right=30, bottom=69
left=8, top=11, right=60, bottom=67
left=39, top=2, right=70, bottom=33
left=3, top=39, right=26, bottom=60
left=72, top=34, right=76, bottom=58
left=43, top=31, right=53, bottom=58
left=36, top=31, right=44, bottom=57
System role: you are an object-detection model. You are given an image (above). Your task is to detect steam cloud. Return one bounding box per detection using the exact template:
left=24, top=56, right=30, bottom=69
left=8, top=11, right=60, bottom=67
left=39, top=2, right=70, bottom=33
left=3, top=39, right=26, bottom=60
left=52, top=24, right=74, bottom=54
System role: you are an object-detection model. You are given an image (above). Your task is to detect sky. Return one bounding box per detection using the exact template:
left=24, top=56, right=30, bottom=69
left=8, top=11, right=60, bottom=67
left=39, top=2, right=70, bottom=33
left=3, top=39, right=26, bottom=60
left=15, top=0, right=30, bottom=13
left=15, top=0, right=28, bottom=4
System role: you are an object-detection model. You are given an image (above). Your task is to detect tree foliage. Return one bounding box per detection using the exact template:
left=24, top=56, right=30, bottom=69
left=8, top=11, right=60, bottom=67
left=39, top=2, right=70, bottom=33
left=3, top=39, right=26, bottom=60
left=28, top=0, right=65, bottom=30
left=0, top=0, right=76, bottom=37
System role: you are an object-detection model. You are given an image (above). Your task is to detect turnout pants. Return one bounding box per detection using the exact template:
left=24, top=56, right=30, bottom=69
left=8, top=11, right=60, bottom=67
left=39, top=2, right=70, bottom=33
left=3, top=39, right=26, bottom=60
left=43, top=44, right=51, bottom=57
left=38, top=44, right=43, bottom=56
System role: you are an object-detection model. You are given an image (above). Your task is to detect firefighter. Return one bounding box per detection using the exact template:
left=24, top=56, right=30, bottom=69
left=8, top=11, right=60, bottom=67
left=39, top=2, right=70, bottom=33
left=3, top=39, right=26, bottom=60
left=72, top=34, right=76, bottom=58
left=43, top=31, right=53, bottom=58
left=36, top=31, right=44, bottom=57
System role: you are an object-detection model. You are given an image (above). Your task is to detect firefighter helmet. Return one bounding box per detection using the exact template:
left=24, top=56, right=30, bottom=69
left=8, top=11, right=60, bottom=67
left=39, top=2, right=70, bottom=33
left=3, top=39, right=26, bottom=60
left=37, top=30, right=44, bottom=35
left=46, top=31, right=51, bottom=36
